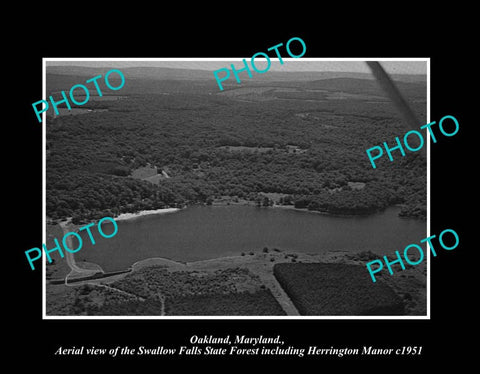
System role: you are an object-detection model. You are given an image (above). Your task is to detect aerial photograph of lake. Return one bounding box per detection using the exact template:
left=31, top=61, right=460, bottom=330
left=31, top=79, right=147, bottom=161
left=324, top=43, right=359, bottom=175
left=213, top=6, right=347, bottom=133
left=45, top=59, right=428, bottom=317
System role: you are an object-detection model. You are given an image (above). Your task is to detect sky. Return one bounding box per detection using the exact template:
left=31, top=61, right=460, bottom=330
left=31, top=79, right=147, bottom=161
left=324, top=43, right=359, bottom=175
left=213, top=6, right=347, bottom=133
left=46, top=59, right=427, bottom=75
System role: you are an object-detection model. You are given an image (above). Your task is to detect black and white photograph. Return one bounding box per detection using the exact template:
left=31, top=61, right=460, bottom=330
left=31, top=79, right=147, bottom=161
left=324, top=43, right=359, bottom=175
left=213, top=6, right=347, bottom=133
left=12, top=23, right=470, bottom=367
left=43, top=59, right=428, bottom=318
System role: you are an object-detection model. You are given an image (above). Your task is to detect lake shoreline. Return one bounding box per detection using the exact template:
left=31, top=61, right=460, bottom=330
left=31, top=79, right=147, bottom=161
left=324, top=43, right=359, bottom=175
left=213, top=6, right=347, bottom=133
left=114, top=207, right=181, bottom=221
left=210, top=200, right=394, bottom=219
left=71, top=204, right=425, bottom=278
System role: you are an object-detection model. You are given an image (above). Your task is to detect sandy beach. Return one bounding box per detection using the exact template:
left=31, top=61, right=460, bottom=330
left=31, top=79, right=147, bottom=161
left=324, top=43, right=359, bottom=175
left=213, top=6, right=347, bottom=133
left=114, top=207, right=180, bottom=221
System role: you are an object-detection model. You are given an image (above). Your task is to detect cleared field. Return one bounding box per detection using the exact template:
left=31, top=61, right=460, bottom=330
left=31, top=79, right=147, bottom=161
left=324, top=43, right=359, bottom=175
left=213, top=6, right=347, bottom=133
left=273, top=263, right=405, bottom=315
left=142, top=174, right=168, bottom=185
left=347, top=181, right=366, bottom=190
left=131, top=165, right=158, bottom=179
left=218, top=145, right=306, bottom=154
left=218, top=145, right=274, bottom=153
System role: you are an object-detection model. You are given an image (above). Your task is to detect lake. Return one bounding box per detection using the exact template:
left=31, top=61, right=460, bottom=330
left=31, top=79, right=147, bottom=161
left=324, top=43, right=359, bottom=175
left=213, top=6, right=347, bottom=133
left=76, top=205, right=426, bottom=272
left=54, top=108, right=108, bottom=117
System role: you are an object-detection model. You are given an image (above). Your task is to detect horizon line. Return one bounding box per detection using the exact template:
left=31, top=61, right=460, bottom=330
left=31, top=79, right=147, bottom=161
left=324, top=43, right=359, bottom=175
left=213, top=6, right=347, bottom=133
left=45, top=58, right=428, bottom=75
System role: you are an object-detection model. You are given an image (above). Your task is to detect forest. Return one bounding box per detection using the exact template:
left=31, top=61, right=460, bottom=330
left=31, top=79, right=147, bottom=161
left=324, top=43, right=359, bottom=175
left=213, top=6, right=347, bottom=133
left=46, top=68, right=427, bottom=222
left=273, top=262, right=405, bottom=315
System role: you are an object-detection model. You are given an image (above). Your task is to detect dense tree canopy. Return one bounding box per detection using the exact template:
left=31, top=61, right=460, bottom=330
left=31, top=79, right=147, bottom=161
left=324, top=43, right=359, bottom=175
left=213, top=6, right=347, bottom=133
left=46, top=74, right=427, bottom=222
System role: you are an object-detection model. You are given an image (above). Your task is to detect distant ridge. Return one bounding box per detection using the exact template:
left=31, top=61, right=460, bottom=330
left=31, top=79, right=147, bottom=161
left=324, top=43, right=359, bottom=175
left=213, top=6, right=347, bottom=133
left=46, top=66, right=426, bottom=83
